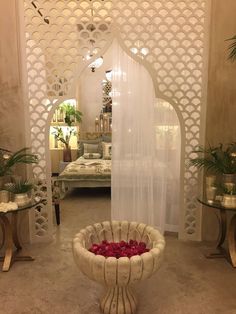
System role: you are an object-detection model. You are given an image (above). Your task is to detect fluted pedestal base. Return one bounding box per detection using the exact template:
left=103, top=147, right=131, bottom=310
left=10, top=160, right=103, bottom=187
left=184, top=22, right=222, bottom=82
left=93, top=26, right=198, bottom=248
left=101, top=286, right=137, bottom=314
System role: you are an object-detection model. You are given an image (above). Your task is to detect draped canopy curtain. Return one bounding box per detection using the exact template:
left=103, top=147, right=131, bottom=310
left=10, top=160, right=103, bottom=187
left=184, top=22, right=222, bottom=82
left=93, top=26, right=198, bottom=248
left=111, top=42, right=167, bottom=233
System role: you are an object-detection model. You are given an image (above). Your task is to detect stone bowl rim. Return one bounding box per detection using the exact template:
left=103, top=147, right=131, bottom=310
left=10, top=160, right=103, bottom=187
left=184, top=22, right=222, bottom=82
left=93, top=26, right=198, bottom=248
left=73, top=220, right=165, bottom=261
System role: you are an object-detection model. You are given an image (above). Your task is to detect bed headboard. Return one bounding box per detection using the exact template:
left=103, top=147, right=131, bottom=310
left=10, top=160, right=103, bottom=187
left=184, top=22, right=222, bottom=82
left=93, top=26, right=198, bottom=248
left=77, top=132, right=112, bottom=158
left=79, top=132, right=111, bottom=140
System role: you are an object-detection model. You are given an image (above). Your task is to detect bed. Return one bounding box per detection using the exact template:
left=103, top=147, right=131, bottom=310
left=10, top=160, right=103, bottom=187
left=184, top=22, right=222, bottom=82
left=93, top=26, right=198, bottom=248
left=57, top=133, right=111, bottom=197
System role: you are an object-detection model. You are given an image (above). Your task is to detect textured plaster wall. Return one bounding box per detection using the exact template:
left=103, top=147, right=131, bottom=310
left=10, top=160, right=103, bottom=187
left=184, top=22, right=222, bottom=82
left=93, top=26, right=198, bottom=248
left=0, top=0, right=26, bottom=152
left=202, top=0, right=236, bottom=241
left=0, top=0, right=29, bottom=242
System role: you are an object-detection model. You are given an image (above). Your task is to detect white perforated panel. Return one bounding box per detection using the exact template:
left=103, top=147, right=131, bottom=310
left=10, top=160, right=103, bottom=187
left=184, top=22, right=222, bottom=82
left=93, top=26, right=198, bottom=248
left=23, top=0, right=209, bottom=241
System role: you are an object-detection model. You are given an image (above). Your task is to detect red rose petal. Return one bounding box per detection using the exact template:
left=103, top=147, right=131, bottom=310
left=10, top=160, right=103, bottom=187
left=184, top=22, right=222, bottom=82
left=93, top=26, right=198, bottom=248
left=89, top=240, right=150, bottom=259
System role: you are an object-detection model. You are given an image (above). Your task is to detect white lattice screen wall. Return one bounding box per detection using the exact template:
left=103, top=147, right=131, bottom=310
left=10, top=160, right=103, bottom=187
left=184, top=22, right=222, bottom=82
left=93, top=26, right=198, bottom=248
left=23, top=0, right=209, bottom=242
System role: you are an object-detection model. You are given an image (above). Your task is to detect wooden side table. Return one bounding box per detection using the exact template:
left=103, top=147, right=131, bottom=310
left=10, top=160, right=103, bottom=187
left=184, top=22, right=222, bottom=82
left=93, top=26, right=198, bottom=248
left=198, top=197, right=236, bottom=267
left=0, top=200, right=41, bottom=272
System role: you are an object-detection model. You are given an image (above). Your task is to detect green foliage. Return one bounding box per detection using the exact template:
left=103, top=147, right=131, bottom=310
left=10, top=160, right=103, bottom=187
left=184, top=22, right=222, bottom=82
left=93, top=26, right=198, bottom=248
left=0, top=147, right=38, bottom=177
left=59, top=103, right=83, bottom=127
left=227, top=35, right=236, bottom=62
left=5, top=181, right=33, bottom=194
left=52, top=126, right=76, bottom=147
left=189, top=143, right=236, bottom=174
left=53, top=102, right=83, bottom=147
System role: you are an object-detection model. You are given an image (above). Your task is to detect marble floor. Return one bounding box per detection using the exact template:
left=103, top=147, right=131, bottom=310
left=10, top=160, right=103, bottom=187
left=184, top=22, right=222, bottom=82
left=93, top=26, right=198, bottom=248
left=1, top=188, right=236, bottom=314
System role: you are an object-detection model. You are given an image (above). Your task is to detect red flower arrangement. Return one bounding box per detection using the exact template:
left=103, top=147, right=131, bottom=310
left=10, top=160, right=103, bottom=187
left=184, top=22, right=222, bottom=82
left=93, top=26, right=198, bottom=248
left=89, top=240, right=150, bottom=258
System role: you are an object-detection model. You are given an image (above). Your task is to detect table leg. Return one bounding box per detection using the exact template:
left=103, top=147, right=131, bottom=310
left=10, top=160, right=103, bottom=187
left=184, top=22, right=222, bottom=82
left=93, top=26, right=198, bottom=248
left=228, top=214, right=236, bottom=267
left=0, top=212, right=34, bottom=272
left=0, top=215, right=14, bottom=272
left=55, top=203, right=60, bottom=225
left=0, top=219, right=5, bottom=250
left=12, top=212, right=22, bottom=250
left=216, top=209, right=227, bottom=248
left=205, top=209, right=227, bottom=259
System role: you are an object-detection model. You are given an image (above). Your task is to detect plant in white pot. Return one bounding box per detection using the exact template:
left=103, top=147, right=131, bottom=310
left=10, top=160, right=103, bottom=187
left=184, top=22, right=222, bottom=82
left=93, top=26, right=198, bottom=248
left=220, top=183, right=236, bottom=208
left=5, top=181, right=34, bottom=207
left=0, top=147, right=38, bottom=188
left=189, top=142, right=236, bottom=184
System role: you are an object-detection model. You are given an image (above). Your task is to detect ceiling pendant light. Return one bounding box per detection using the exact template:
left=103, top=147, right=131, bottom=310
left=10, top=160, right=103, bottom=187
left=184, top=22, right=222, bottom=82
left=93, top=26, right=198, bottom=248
left=88, top=57, right=103, bottom=72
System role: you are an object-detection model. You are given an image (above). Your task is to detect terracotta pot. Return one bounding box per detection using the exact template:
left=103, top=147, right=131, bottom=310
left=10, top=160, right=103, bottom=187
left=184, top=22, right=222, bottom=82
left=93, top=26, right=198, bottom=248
left=63, top=146, right=72, bottom=162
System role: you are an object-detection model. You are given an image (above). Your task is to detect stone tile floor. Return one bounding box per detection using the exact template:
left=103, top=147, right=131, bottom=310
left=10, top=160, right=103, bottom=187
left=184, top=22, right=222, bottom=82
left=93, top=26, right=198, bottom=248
left=1, top=188, right=236, bottom=314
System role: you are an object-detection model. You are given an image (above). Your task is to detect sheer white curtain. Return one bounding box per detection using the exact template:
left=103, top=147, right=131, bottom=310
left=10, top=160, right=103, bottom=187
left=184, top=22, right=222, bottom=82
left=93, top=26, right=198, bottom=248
left=154, top=100, right=181, bottom=232
left=111, top=42, right=168, bottom=232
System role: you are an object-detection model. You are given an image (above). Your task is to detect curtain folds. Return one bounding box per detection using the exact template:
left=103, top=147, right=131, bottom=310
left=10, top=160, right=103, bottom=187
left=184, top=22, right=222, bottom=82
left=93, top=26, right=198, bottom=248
left=111, top=42, right=163, bottom=232
left=111, top=41, right=180, bottom=233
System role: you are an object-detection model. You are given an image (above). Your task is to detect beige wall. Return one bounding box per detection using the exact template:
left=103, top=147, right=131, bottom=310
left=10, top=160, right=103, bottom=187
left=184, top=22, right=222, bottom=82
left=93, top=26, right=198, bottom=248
left=0, top=0, right=29, bottom=243
left=206, top=0, right=236, bottom=145
left=0, top=0, right=26, bottom=152
left=202, top=0, right=236, bottom=241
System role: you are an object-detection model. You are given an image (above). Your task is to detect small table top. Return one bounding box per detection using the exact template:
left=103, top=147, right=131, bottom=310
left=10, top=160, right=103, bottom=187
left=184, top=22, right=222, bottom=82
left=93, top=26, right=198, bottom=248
left=0, top=199, right=42, bottom=215
left=197, top=197, right=236, bottom=212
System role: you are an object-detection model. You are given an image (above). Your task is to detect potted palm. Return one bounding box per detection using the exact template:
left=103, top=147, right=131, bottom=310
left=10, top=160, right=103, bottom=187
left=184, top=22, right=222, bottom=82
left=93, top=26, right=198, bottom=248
left=5, top=180, right=34, bottom=206
left=0, top=147, right=38, bottom=189
left=189, top=143, right=236, bottom=184
left=190, top=143, right=236, bottom=203
left=60, top=103, right=83, bottom=127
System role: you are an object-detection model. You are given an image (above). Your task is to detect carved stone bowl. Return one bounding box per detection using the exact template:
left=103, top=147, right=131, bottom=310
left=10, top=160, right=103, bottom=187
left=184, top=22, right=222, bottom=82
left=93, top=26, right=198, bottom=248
left=73, top=221, right=165, bottom=314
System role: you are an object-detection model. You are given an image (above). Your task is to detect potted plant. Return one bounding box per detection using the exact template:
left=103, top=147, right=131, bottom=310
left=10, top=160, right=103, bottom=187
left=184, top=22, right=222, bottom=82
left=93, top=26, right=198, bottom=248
left=0, top=147, right=38, bottom=189
left=189, top=143, right=236, bottom=184
left=60, top=103, right=83, bottom=127
left=53, top=104, right=83, bottom=162
left=220, top=183, right=236, bottom=208
left=52, top=126, right=76, bottom=162
left=5, top=180, right=34, bottom=206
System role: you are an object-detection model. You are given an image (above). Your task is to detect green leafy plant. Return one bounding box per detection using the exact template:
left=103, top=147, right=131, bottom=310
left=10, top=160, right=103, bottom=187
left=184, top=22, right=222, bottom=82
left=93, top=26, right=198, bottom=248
left=52, top=126, right=76, bottom=148
left=5, top=180, right=33, bottom=194
left=227, top=35, right=236, bottom=61
left=59, top=103, right=83, bottom=127
left=189, top=143, right=236, bottom=174
left=0, top=147, right=38, bottom=177
left=53, top=103, right=83, bottom=148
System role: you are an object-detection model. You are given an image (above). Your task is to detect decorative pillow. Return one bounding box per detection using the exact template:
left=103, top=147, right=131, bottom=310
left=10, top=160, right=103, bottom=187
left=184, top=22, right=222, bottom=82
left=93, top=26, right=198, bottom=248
left=83, top=143, right=99, bottom=154
left=78, top=138, right=102, bottom=157
left=102, top=142, right=112, bottom=160
left=83, top=153, right=102, bottom=159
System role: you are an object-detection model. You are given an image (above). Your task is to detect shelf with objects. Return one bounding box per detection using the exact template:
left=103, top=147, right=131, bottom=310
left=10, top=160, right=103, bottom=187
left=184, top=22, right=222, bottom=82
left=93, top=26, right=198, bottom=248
left=49, top=99, right=82, bottom=175
left=94, top=76, right=112, bottom=134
